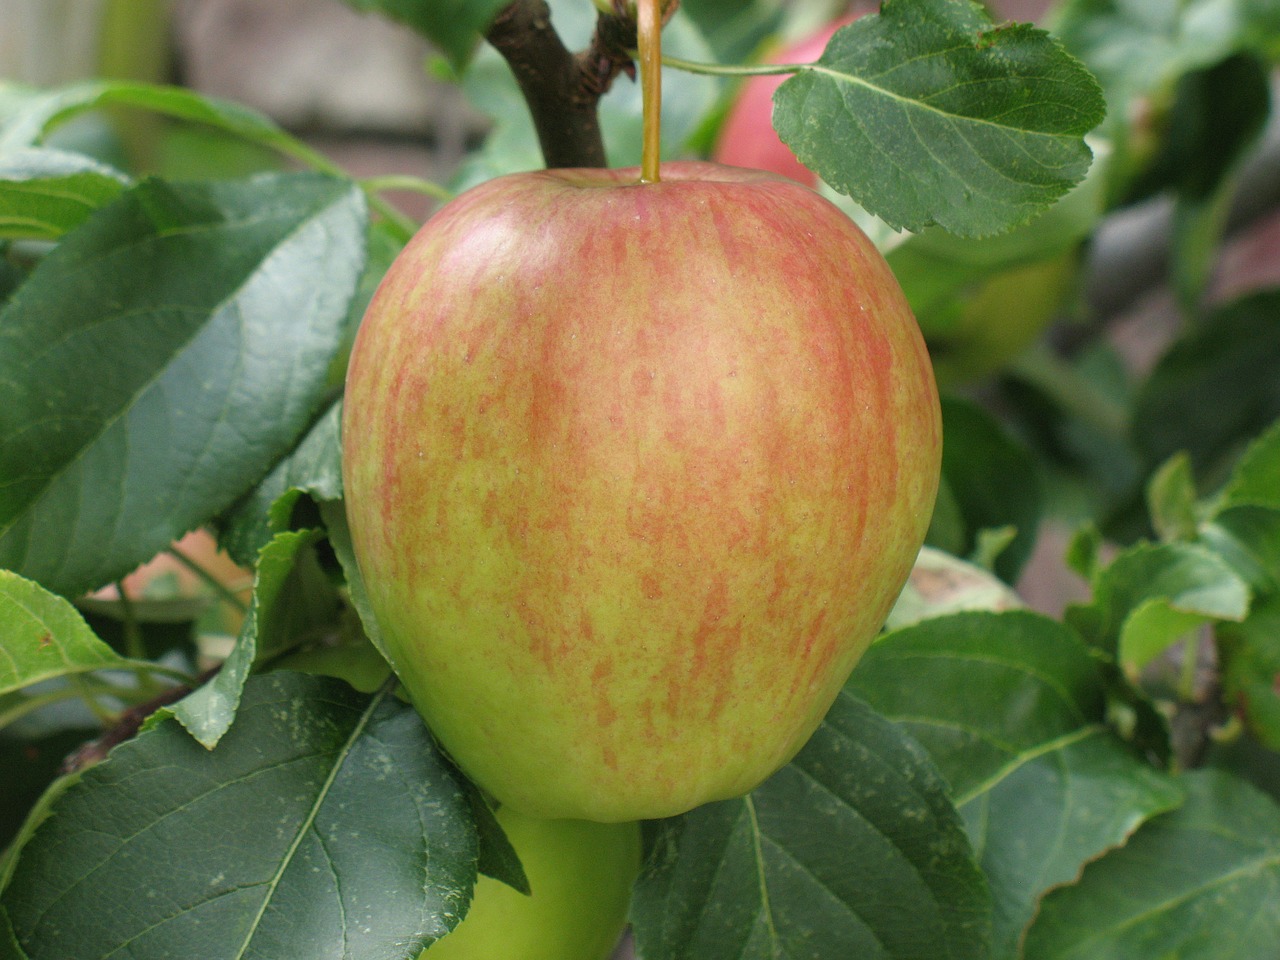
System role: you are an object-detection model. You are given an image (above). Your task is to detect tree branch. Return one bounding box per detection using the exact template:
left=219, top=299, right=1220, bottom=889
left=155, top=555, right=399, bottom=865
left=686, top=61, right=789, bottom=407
left=485, top=0, right=638, bottom=169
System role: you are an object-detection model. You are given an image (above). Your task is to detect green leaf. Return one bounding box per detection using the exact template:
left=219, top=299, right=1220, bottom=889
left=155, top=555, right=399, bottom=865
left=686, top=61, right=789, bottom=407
left=630, top=691, right=991, bottom=960
left=1134, top=291, right=1280, bottom=477
left=319, top=500, right=390, bottom=664
left=342, top=0, right=510, bottom=72
left=150, top=529, right=331, bottom=748
left=1146, top=452, right=1200, bottom=542
left=0, top=81, right=329, bottom=172
left=0, top=147, right=129, bottom=240
left=848, top=611, right=1181, bottom=958
left=1216, top=418, right=1280, bottom=514
left=849, top=611, right=1106, bottom=804
left=0, top=672, right=478, bottom=960
left=0, top=173, right=367, bottom=597
left=1022, top=769, right=1280, bottom=960
left=219, top=401, right=346, bottom=568
left=0, top=570, right=131, bottom=696
left=933, top=396, right=1043, bottom=584
left=0, top=728, right=94, bottom=852
left=1069, top=542, right=1251, bottom=667
left=961, top=731, right=1182, bottom=960
left=773, top=0, right=1105, bottom=236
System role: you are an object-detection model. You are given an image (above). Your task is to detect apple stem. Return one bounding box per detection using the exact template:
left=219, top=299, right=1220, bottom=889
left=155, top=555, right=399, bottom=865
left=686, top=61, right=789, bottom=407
left=638, top=0, right=662, bottom=183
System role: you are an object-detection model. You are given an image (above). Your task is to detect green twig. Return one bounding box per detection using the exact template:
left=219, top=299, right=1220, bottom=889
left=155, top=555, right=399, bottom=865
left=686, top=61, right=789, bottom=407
left=114, top=579, right=147, bottom=660
left=165, top=542, right=250, bottom=615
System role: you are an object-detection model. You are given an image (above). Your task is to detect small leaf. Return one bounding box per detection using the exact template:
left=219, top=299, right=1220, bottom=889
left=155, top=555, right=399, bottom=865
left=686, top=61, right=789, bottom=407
left=1216, top=418, right=1280, bottom=514
left=1218, top=593, right=1280, bottom=749
left=1146, top=452, right=1200, bottom=542
left=0, top=569, right=131, bottom=696
left=1070, top=542, right=1250, bottom=667
left=0, top=147, right=129, bottom=240
left=151, top=528, right=330, bottom=748
left=0, top=672, right=478, bottom=960
left=630, top=691, right=991, bottom=960
left=1022, top=769, right=1280, bottom=960
left=0, top=173, right=367, bottom=596
left=773, top=0, right=1105, bottom=236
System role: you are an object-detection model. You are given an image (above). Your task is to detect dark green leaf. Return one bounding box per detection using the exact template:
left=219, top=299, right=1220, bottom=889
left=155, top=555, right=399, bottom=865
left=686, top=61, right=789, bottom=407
left=468, top=788, right=530, bottom=895
left=0, top=729, right=94, bottom=851
left=631, top=691, right=991, bottom=960
left=1022, top=770, right=1280, bottom=960
left=319, top=500, right=387, bottom=662
left=1, top=672, right=477, bottom=960
left=1133, top=291, right=1280, bottom=476
left=849, top=611, right=1181, bottom=958
left=773, top=0, right=1105, bottom=236
left=960, top=730, right=1182, bottom=959
left=342, top=0, right=509, bottom=71
left=849, top=611, right=1105, bottom=802
left=150, top=528, right=331, bottom=748
left=0, top=147, right=129, bottom=240
left=0, top=173, right=366, bottom=596
left=0, top=570, right=131, bottom=695
left=933, top=396, right=1043, bottom=582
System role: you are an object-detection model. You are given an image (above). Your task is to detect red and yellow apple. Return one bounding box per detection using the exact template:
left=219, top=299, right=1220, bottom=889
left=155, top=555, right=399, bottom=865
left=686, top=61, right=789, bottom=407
left=423, top=807, right=640, bottom=960
left=342, top=161, right=941, bottom=821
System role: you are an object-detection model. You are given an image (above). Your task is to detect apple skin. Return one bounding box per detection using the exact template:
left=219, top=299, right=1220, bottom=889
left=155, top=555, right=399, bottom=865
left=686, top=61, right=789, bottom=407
left=342, top=161, right=941, bottom=822
left=713, top=17, right=854, bottom=185
left=422, top=807, right=640, bottom=960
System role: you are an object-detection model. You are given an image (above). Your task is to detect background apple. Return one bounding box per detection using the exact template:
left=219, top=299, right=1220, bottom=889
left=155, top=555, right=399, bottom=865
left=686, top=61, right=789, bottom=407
left=342, top=161, right=941, bottom=823
left=423, top=807, right=641, bottom=960
left=712, top=14, right=856, bottom=185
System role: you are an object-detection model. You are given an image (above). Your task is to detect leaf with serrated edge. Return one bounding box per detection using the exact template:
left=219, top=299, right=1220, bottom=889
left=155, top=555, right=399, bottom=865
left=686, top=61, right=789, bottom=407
left=148, top=528, right=326, bottom=748
left=0, top=147, right=129, bottom=240
left=631, top=691, right=991, bottom=960
left=0, top=173, right=366, bottom=597
left=0, top=569, right=131, bottom=696
left=0, top=672, right=477, bottom=960
left=773, top=0, right=1105, bottom=236
left=850, top=610, right=1181, bottom=958
left=1023, top=769, right=1280, bottom=960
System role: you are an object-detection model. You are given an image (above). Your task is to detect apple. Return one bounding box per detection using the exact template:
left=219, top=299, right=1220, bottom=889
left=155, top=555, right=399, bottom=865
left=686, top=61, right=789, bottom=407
left=342, top=161, right=941, bottom=822
left=423, top=807, right=641, bottom=960
left=713, top=16, right=856, bottom=185
left=922, top=251, right=1079, bottom=385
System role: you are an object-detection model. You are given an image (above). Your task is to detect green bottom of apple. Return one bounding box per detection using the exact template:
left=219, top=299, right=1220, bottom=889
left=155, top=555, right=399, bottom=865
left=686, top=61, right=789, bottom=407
left=423, top=807, right=641, bottom=960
